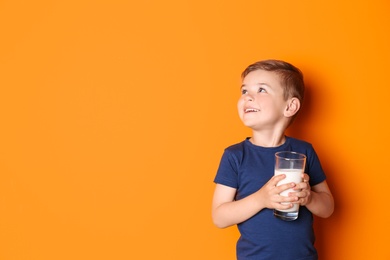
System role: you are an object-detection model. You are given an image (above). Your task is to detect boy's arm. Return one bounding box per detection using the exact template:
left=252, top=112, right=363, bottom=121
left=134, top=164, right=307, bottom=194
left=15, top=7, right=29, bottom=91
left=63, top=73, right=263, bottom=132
left=212, top=175, right=299, bottom=228
left=212, top=184, right=259, bottom=228
left=303, top=180, right=334, bottom=218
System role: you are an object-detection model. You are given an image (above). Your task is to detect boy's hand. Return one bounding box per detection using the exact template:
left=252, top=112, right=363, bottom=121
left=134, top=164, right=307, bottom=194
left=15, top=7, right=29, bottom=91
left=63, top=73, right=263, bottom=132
left=290, top=173, right=312, bottom=206
left=258, top=174, right=299, bottom=210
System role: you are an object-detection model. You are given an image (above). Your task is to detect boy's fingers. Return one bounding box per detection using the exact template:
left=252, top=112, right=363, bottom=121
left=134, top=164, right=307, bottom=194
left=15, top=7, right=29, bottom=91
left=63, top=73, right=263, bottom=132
left=302, top=173, right=310, bottom=183
left=272, top=174, right=285, bottom=186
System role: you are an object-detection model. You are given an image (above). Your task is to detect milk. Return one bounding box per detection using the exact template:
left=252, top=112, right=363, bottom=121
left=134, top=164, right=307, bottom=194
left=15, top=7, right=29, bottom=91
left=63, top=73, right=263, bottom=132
left=274, top=169, right=303, bottom=212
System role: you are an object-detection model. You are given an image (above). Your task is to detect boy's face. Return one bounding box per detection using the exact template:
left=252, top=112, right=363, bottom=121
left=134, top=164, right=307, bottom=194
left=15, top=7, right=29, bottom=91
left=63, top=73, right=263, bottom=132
left=238, top=69, right=289, bottom=131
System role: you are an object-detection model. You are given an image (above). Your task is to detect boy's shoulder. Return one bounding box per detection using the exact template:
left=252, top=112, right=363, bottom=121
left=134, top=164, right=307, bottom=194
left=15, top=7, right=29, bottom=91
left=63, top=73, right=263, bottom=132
left=224, top=138, right=247, bottom=152
left=286, top=136, right=313, bottom=147
left=286, top=136, right=316, bottom=155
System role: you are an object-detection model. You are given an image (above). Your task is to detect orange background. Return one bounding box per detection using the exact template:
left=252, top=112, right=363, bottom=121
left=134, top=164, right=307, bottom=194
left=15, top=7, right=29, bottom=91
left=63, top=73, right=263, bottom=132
left=1, top=1, right=389, bottom=259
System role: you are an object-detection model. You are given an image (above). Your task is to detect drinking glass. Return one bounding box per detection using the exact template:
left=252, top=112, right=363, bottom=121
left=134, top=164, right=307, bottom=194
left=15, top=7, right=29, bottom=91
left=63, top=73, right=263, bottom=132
left=273, top=151, right=306, bottom=221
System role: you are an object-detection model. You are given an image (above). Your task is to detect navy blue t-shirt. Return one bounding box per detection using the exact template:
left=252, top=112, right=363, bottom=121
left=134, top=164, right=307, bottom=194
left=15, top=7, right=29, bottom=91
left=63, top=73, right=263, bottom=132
left=214, top=136, right=326, bottom=260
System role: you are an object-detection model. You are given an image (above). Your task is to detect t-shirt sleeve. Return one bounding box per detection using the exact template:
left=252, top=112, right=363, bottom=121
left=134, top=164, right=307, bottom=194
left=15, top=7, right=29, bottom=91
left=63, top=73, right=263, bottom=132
left=306, top=145, right=327, bottom=186
left=214, top=149, right=239, bottom=189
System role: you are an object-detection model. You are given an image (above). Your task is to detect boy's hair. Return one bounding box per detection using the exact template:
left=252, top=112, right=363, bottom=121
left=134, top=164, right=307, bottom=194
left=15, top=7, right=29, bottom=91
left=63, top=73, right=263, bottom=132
left=241, top=59, right=305, bottom=104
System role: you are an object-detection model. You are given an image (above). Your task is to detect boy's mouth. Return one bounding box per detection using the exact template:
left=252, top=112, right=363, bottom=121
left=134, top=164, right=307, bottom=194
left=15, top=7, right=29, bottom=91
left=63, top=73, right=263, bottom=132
left=245, top=108, right=260, bottom=113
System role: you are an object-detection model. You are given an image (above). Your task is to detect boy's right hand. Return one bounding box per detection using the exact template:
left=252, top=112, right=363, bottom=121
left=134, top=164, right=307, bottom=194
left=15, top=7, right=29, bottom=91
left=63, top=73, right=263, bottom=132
left=257, top=174, right=299, bottom=211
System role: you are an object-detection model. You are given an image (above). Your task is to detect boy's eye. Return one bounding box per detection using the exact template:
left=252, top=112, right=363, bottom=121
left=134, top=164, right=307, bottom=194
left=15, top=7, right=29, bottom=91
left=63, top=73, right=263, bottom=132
left=241, top=89, right=248, bottom=95
left=258, top=88, right=266, bottom=93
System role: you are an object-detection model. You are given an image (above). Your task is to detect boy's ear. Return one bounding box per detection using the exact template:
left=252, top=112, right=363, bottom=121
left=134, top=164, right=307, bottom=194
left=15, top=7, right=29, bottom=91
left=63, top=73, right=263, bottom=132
left=284, top=97, right=300, bottom=118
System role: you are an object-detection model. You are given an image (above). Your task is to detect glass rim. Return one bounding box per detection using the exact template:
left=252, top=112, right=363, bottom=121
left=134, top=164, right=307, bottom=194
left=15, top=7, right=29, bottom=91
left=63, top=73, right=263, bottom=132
left=275, top=151, right=306, bottom=160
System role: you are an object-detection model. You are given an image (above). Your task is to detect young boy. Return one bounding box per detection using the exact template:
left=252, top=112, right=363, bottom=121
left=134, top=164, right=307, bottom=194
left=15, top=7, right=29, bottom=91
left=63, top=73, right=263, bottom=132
left=212, top=60, right=334, bottom=259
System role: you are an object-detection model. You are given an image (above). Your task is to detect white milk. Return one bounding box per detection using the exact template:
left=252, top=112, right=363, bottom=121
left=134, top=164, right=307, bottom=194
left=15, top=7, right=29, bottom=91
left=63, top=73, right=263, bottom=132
left=274, top=169, right=303, bottom=212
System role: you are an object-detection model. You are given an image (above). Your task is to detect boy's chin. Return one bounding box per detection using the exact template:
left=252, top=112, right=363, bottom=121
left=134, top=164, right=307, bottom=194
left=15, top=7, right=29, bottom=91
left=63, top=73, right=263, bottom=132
left=242, top=122, right=260, bottom=130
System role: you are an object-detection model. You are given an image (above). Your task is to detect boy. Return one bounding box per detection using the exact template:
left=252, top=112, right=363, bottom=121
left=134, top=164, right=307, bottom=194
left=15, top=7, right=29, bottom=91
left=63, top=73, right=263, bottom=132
left=212, top=60, right=334, bottom=259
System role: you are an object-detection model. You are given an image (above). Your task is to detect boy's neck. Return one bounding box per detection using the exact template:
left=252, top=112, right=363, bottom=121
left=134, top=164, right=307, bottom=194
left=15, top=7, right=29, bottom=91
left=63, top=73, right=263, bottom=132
left=249, top=130, right=286, bottom=147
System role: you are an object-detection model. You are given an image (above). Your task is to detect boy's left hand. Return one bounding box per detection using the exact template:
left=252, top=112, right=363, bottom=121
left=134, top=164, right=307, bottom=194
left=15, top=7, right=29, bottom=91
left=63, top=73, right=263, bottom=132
left=290, top=173, right=312, bottom=206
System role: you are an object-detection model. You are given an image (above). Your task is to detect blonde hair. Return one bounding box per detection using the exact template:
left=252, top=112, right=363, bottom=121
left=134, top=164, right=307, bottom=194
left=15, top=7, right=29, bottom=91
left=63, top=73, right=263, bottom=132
left=241, top=59, right=305, bottom=104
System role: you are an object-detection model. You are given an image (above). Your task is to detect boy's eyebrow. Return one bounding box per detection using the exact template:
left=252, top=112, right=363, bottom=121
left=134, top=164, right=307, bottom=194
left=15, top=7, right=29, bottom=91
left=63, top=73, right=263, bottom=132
left=241, top=83, right=271, bottom=89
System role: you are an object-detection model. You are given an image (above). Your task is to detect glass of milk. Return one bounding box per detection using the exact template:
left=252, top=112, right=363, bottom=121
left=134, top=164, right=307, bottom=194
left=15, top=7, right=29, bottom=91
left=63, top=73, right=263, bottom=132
left=273, top=151, right=306, bottom=221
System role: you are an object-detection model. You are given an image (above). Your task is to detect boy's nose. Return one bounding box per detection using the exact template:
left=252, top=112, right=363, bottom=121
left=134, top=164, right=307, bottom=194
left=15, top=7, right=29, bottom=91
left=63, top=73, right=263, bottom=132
left=244, top=94, right=254, bottom=102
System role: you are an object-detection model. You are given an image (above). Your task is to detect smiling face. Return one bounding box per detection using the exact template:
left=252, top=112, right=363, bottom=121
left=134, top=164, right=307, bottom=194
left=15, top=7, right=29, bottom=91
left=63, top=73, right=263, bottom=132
left=237, top=69, right=291, bottom=131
